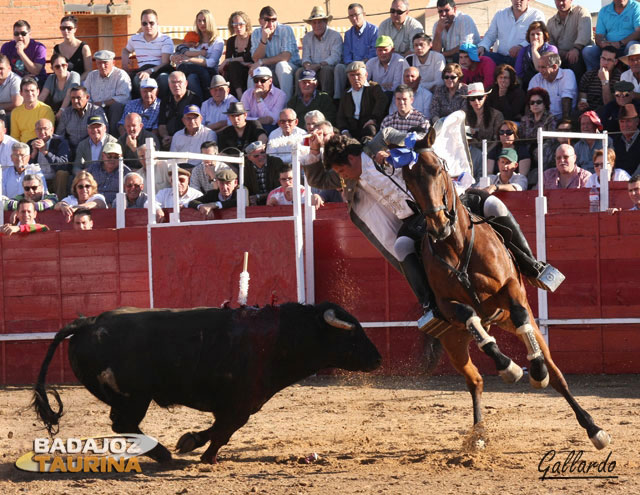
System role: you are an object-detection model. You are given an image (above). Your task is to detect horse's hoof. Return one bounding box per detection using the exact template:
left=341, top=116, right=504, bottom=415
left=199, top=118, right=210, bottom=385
left=498, top=360, right=523, bottom=383
left=529, top=373, right=549, bottom=389
left=590, top=429, right=611, bottom=450
left=176, top=432, right=199, bottom=453
left=529, top=358, right=549, bottom=388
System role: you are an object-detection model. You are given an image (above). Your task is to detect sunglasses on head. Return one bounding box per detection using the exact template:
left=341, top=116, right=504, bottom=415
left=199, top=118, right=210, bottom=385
left=390, top=8, right=406, bottom=15
left=499, top=129, right=514, bottom=136
left=529, top=99, right=544, bottom=105
left=14, top=31, right=28, bottom=37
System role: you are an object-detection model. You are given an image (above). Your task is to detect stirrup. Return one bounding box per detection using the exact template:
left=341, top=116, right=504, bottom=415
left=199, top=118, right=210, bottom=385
left=418, top=309, right=435, bottom=330
left=528, top=264, right=565, bottom=292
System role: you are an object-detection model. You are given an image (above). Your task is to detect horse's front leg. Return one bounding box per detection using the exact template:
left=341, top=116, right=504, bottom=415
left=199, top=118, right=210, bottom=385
left=448, top=301, right=523, bottom=384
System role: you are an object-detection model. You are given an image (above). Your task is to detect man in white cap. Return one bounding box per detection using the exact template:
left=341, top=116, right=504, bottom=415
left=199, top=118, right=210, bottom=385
left=84, top=50, right=132, bottom=136
left=297, top=6, right=345, bottom=99
left=169, top=104, right=217, bottom=166
left=619, top=45, right=640, bottom=96
left=201, top=75, right=238, bottom=132
left=86, top=141, right=131, bottom=204
left=240, top=66, right=287, bottom=133
left=118, top=77, right=161, bottom=134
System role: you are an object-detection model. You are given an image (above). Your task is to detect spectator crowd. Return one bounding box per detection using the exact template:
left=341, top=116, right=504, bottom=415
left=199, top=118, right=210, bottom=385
left=2, top=0, right=640, bottom=234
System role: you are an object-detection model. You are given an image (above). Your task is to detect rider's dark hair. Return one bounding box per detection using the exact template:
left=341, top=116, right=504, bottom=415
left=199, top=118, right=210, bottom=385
left=323, top=135, right=362, bottom=170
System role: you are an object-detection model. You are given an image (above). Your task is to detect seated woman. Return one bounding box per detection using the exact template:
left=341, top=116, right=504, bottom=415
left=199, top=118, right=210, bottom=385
left=486, top=64, right=526, bottom=121
left=54, top=15, right=92, bottom=81
left=585, top=148, right=631, bottom=188
left=429, top=63, right=466, bottom=122
left=1, top=20, right=47, bottom=86
left=519, top=87, right=556, bottom=152
left=486, top=120, right=531, bottom=176
left=463, top=82, right=504, bottom=154
left=515, top=21, right=557, bottom=90
left=172, top=9, right=225, bottom=99
left=54, top=171, right=107, bottom=223
left=485, top=148, right=528, bottom=192
left=219, top=11, right=253, bottom=100
left=39, top=54, right=81, bottom=116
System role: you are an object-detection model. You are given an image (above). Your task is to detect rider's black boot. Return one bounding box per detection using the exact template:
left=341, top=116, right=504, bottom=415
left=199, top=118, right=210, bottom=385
left=399, top=253, right=439, bottom=329
left=491, top=214, right=565, bottom=292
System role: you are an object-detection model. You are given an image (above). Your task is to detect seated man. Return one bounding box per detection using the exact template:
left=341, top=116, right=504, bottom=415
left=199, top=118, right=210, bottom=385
left=86, top=142, right=131, bottom=205
left=577, top=46, right=620, bottom=114
left=342, top=3, right=378, bottom=66
left=153, top=166, right=203, bottom=221
left=485, top=148, right=528, bottom=192
left=216, top=102, right=267, bottom=156
left=84, top=50, right=132, bottom=137
left=287, top=70, right=337, bottom=128
left=405, top=33, right=446, bottom=92
left=10, top=77, right=55, bottom=144
left=240, top=66, right=287, bottom=133
left=170, top=105, right=217, bottom=167
left=387, top=67, right=433, bottom=119
left=114, top=172, right=147, bottom=208
left=249, top=6, right=302, bottom=101
left=136, top=143, right=171, bottom=192
left=1, top=198, right=49, bottom=236
left=56, top=85, right=107, bottom=156
left=0, top=54, right=23, bottom=122
left=365, top=35, right=409, bottom=95
left=304, top=109, right=326, bottom=132
left=27, top=118, right=70, bottom=200
left=542, top=143, right=592, bottom=189
left=598, top=80, right=640, bottom=132
left=266, top=108, right=307, bottom=164
left=73, top=115, right=117, bottom=175
left=2, top=142, right=47, bottom=198
left=609, top=174, right=640, bottom=213
left=381, top=84, right=428, bottom=132
left=459, top=42, right=495, bottom=90
left=201, top=75, right=237, bottom=132
left=297, top=6, right=345, bottom=99
left=267, top=165, right=324, bottom=208
left=0, top=118, right=18, bottom=164
left=189, top=168, right=240, bottom=218
left=337, top=61, right=387, bottom=142
left=2, top=173, right=57, bottom=213
left=528, top=51, right=577, bottom=120
left=612, top=103, right=640, bottom=174
left=118, top=112, right=160, bottom=170
left=431, top=0, right=481, bottom=61
left=118, top=77, right=161, bottom=134
left=189, top=141, right=232, bottom=193
left=240, top=141, right=285, bottom=205
left=378, top=0, right=424, bottom=56
left=73, top=208, right=94, bottom=230
left=158, top=71, right=201, bottom=150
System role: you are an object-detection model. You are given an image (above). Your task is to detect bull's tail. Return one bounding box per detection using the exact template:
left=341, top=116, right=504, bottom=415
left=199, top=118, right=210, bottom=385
left=32, top=318, right=87, bottom=435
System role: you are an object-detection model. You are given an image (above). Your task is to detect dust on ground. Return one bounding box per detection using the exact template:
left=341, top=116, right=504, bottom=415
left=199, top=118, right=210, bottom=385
left=1, top=374, right=638, bottom=494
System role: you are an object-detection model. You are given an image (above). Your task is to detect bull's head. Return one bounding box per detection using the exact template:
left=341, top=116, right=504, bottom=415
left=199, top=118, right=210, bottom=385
left=323, top=309, right=354, bottom=330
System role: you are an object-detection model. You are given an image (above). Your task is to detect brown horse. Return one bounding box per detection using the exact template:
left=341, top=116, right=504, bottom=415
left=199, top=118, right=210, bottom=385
left=400, top=139, right=611, bottom=450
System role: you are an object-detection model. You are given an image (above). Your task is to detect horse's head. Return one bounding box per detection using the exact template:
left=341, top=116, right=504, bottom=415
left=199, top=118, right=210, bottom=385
left=402, top=132, right=457, bottom=241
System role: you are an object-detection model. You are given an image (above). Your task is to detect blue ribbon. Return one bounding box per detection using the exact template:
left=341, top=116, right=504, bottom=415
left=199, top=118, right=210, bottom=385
left=387, top=132, right=419, bottom=169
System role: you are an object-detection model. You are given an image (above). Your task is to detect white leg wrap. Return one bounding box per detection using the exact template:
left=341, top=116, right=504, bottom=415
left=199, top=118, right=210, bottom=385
left=466, top=316, right=496, bottom=349
left=516, top=323, right=543, bottom=361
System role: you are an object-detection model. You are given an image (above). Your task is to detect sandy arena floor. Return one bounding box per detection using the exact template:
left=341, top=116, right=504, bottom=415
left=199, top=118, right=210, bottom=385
left=1, top=374, right=638, bottom=494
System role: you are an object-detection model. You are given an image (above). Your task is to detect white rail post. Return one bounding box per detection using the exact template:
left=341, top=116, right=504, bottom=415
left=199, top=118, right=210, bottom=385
left=477, top=139, right=490, bottom=187
left=600, top=131, right=609, bottom=211
left=291, top=144, right=306, bottom=303
left=536, top=127, right=549, bottom=343
left=115, top=156, right=126, bottom=229
left=237, top=158, right=246, bottom=219
left=169, top=159, right=180, bottom=224
left=146, top=137, right=157, bottom=226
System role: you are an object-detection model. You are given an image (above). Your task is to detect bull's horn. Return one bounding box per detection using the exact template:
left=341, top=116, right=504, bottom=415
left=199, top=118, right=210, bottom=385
left=323, top=309, right=355, bottom=330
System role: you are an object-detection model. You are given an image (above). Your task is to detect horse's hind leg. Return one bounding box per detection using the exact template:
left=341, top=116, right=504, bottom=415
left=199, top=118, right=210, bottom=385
left=509, top=299, right=549, bottom=388
left=453, top=303, right=523, bottom=383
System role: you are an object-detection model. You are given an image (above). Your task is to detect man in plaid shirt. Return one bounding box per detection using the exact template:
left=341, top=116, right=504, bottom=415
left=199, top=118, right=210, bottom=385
left=118, top=77, right=161, bottom=134
left=381, top=84, right=428, bottom=132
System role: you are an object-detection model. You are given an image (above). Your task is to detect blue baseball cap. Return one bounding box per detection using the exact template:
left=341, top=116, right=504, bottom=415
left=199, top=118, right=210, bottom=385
left=183, top=104, right=201, bottom=116
left=460, top=43, right=479, bottom=62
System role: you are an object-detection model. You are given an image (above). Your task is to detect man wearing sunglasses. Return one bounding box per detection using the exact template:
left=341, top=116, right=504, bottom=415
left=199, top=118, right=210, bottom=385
left=598, top=80, right=640, bottom=132
left=2, top=142, right=48, bottom=199
left=250, top=6, right=301, bottom=101
left=378, top=0, right=423, bottom=56
left=240, top=66, right=287, bottom=133
left=2, top=174, right=57, bottom=213
left=0, top=20, right=47, bottom=84
left=266, top=108, right=306, bottom=164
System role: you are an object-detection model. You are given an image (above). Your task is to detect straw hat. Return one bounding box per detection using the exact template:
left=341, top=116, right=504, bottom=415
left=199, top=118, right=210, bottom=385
left=619, top=44, right=640, bottom=66
left=463, top=82, right=492, bottom=98
left=304, top=6, right=333, bottom=23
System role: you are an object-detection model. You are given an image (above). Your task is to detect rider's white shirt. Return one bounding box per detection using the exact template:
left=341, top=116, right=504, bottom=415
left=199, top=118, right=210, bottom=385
left=358, top=153, right=414, bottom=220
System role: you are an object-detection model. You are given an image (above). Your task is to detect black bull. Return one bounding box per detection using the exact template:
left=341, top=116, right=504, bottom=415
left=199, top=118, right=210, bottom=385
left=33, top=302, right=382, bottom=463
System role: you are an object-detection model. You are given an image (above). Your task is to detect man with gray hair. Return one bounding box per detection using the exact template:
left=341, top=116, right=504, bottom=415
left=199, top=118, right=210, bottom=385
left=3, top=173, right=57, bottom=212
left=267, top=108, right=307, bottom=163
left=2, top=141, right=48, bottom=198
left=114, top=171, right=147, bottom=208
left=378, top=0, right=424, bottom=56
left=528, top=51, right=578, bottom=120
left=304, top=110, right=326, bottom=132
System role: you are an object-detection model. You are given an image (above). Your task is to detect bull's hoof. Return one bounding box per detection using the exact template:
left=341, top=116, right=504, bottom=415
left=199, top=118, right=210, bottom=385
left=498, top=360, right=523, bottom=383
left=148, top=444, right=173, bottom=463
left=176, top=432, right=200, bottom=454
left=590, top=429, right=612, bottom=450
left=200, top=452, right=219, bottom=464
left=529, top=358, right=549, bottom=389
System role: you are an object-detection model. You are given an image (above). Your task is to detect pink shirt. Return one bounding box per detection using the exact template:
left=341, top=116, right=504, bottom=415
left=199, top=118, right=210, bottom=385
left=542, top=167, right=592, bottom=190
left=240, top=86, right=287, bottom=123
left=461, top=56, right=496, bottom=91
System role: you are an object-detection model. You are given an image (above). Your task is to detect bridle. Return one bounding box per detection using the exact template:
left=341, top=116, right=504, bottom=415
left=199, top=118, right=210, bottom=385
left=418, top=151, right=458, bottom=234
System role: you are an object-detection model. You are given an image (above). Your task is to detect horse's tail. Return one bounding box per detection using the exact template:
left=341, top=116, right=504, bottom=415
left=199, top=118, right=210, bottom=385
left=32, top=318, right=89, bottom=435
